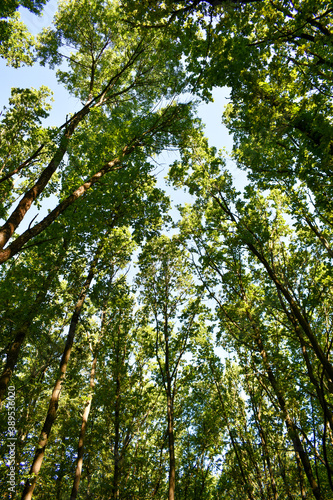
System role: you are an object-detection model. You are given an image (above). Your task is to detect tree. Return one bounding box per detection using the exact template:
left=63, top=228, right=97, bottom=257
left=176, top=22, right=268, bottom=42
left=0, top=0, right=195, bottom=264
left=0, top=0, right=46, bottom=63
left=169, top=132, right=333, bottom=497
left=136, top=235, right=206, bottom=500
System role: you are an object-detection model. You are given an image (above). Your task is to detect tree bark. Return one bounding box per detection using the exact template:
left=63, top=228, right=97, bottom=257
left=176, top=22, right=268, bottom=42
left=20, top=246, right=101, bottom=500
left=70, top=352, right=97, bottom=500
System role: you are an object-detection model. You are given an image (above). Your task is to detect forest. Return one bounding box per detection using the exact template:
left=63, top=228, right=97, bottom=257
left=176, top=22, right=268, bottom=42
left=0, top=0, right=332, bottom=498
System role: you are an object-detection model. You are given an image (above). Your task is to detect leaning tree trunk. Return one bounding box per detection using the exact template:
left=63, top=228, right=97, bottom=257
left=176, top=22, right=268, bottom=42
left=20, top=245, right=102, bottom=500
left=0, top=244, right=68, bottom=403
left=70, top=297, right=110, bottom=500
left=0, top=103, right=93, bottom=251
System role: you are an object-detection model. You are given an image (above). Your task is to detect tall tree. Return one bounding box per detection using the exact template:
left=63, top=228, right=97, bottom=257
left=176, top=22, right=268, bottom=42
left=136, top=235, right=205, bottom=500
left=2, top=0, right=333, bottom=498
left=0, top=0, right=194, bottom=264
left=169, top=134, right=333, bottom=497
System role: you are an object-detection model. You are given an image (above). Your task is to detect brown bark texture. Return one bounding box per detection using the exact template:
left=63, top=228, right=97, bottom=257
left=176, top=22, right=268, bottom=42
left=20, top=247, right=101, bottom=500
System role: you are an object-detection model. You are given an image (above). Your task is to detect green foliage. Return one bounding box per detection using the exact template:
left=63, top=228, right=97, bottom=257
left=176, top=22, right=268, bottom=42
left=0, top=86, right=54, bottom=217
left=0, top=0, right=46, bottom=61
left=0, top=12, right=36, bottom=66
left=1, top=0, right=333, bottom=499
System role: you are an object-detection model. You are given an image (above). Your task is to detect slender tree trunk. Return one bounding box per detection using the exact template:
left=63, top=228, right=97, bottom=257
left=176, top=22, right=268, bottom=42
left=295, top=450, right=307, bottom=500
left=113, top=365, right=121, bottom=500
left=248, top=316, right=322, bottom=500
left=112, top=323, right=129, bottom=500
left=210, top=365, right=256, bottom=500
left=256, top=404, right=278, bottom=500
left=244, top=372, right=278, bottom=500
left=0, top=105, right=92, bottom=250
left=167, top=391, right=176, bottom=500
left=70, top=352, right=97, bottom=500
left=276, top=448, right=294, bottom=500
left=0, top=248, right=66, bottom=403
left=20, top=247, right=101, bottom=500
left=164, top=315, right=176, bottom=500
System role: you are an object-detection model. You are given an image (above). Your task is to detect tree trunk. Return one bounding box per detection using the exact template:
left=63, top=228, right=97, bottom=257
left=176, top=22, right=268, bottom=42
left=112, top=324, right=125, bottom=500
left=256, top=403, right=278, bottom=500
left=246, top=239, right=333, bottom=386
left=167, top=392, right=176, bottom=500
left=20, top=247, right=101, bottom=500
left=210, top=365, right=256, bottom=500
left=164, top=314, right=176, bottom=500
left=70, top=352, right=97, bottom=500
left=113, top=368, right=121, bottom=500
left=249, top=315, right=322, bottom=500
left=0, top=322, right=29, bottom=403
left=0, top=248, right=66, bottom=402
left=0, top=105, right=92, bottom=250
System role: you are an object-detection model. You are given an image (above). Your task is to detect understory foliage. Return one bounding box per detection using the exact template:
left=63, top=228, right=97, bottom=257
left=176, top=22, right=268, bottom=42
left=0, top=0, right=332, bottom=498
